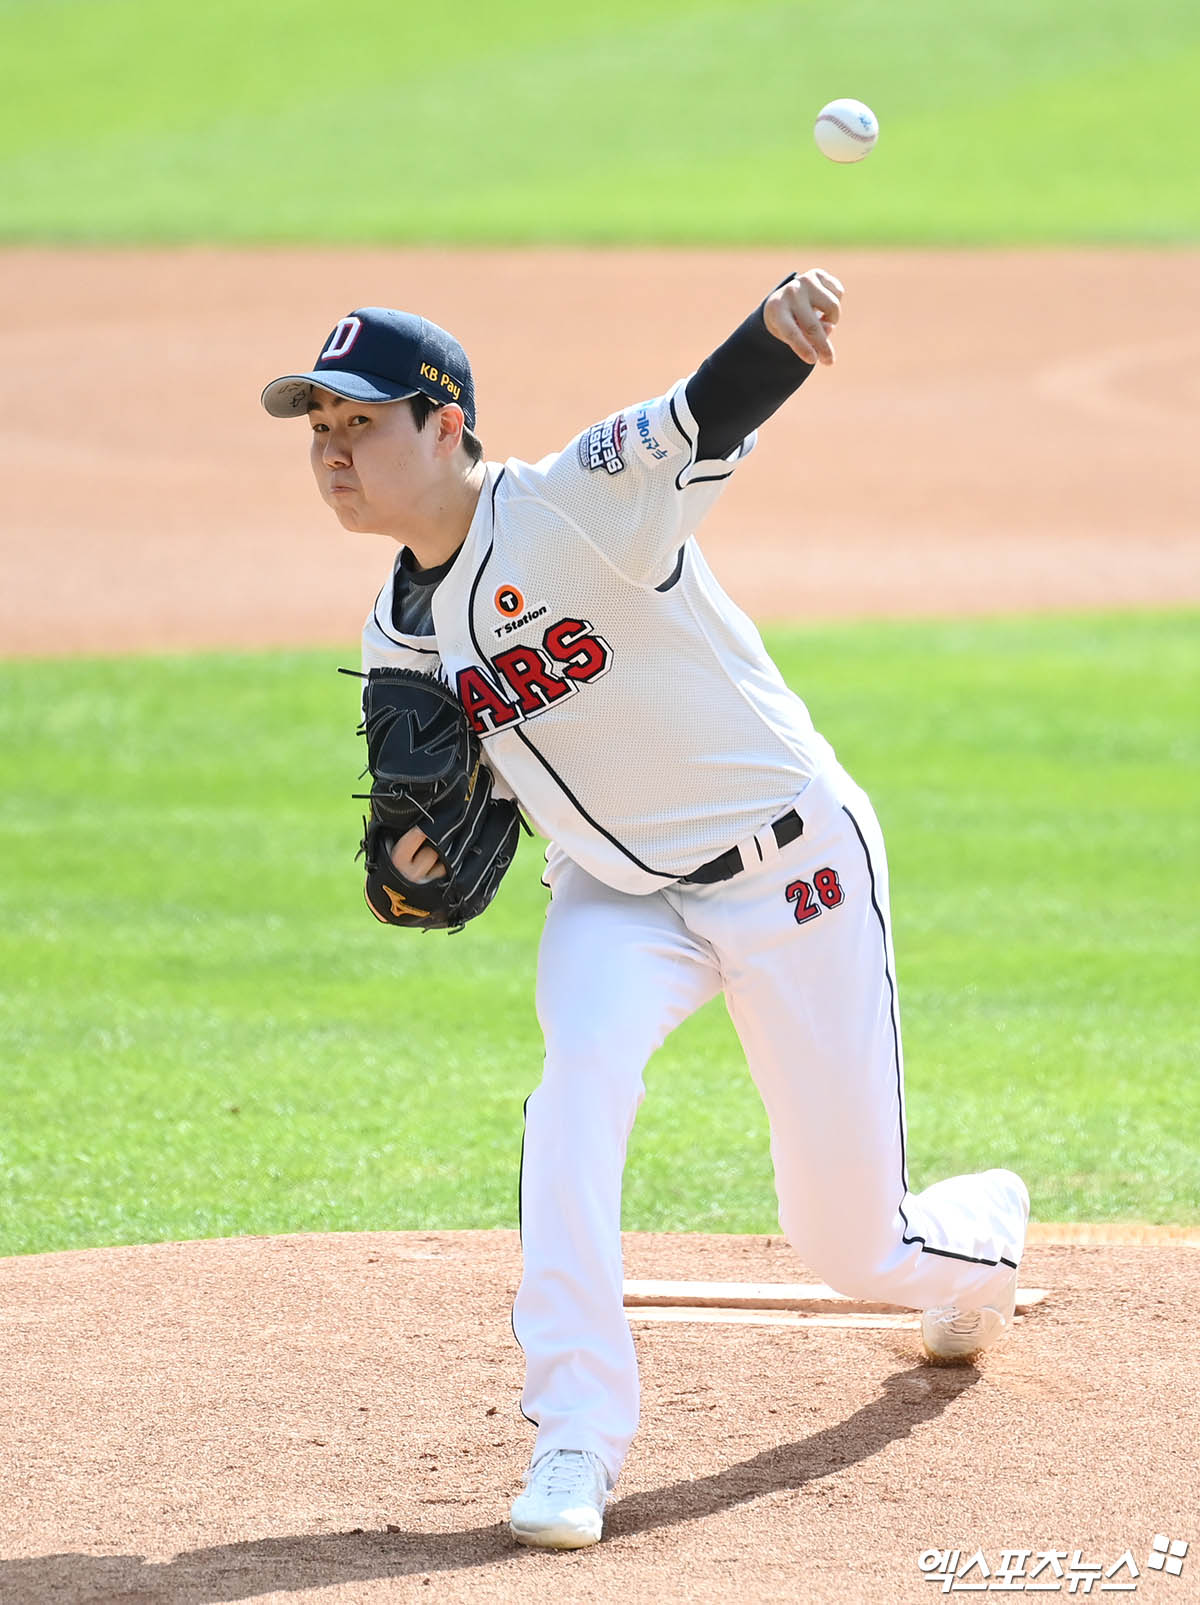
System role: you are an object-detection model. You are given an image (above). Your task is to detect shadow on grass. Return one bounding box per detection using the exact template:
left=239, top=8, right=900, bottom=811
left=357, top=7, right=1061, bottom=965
left=3, top=1364, right=977, bottom=1601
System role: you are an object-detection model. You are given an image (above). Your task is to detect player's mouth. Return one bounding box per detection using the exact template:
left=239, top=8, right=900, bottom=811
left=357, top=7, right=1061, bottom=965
left=328, top=480, right=358, bottom=496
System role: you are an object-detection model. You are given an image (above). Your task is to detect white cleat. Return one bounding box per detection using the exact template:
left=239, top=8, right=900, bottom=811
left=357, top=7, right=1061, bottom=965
left=510, top=1449, right=609, bottom=1550
left=921, top=1268, right=1018, bottom=1366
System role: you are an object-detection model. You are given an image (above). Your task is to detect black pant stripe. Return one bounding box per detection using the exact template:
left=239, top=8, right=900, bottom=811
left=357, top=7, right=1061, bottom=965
left=841, top=805, right=1011, bottom=1272
left=511, top=1093, right=537, bottom=1425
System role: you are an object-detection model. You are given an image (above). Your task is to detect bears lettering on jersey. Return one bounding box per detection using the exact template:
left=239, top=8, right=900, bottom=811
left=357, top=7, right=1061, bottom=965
left=457, top=617, right=612, bottom=735
left=543, top=617, right=609, bottom=681
left=493, top=645, right=573, bottom=714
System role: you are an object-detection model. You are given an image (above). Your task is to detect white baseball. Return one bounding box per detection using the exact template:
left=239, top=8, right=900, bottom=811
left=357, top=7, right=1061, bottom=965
left=813, top=98, right=879, bottom=164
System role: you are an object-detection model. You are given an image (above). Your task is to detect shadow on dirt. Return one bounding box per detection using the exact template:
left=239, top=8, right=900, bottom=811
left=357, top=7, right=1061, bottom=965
left=3, top=1363, right=976, bottom=1601
left=606, top=1361, right=979, bottom=1540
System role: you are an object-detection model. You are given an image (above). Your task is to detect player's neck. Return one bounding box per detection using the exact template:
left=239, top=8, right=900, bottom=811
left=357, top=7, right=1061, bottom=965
left=390, top=459, right=486, bottom=570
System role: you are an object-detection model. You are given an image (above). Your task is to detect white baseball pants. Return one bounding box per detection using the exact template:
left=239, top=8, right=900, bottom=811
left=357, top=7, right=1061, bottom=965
left=511, top=762, right=1029, bottom=1485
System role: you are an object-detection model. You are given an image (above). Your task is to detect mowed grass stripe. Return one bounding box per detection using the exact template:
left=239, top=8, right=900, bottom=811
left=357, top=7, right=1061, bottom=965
left=1, top=0, right=1197, bottom=243
left=1, top=612, right=1196, bottom=1257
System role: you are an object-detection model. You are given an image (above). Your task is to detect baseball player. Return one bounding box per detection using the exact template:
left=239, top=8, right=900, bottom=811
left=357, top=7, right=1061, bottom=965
left=261, top=271, right=1030, bottom=1550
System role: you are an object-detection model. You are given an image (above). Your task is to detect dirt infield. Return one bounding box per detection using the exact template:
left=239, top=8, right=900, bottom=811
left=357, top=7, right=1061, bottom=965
left=2, top=245, right=1198, bottom=655
left=1, top=1230, right=1197, bottom=1605
left=3, top=246, right=1197, bottom=1600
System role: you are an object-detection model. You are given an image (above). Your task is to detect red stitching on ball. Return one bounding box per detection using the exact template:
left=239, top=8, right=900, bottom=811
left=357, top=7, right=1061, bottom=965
left=817, top=114, right=874, bottom=143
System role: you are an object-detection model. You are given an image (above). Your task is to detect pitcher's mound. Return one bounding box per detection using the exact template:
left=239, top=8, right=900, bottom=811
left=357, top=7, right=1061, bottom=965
left=0, top=1229, right=1196, bottom=1603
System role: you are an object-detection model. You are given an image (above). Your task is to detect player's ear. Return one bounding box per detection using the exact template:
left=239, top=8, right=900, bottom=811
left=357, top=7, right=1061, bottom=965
left=433, top=403, right=466, bottom=458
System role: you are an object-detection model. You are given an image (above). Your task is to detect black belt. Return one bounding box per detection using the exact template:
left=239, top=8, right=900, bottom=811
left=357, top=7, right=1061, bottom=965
left=679, top=809, right=804, bottom=886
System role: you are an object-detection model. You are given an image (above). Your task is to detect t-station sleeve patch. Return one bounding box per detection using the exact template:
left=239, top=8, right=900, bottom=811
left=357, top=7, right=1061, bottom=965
left=578, top=413, right=627, bottom=475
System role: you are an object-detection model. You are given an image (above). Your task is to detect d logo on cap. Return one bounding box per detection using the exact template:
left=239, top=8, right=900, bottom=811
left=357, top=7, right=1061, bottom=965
left=321, top=317, right=363, bottom=361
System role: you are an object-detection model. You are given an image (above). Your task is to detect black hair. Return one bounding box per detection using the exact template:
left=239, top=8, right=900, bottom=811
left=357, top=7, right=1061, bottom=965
left=409, top=393, right=484, bottom=464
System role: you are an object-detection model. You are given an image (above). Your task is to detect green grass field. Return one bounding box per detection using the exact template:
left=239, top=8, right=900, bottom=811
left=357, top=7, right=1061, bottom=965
left=2, top=0, right=1197, bottom=244
left=2, top=613, right=1196, bottom=1259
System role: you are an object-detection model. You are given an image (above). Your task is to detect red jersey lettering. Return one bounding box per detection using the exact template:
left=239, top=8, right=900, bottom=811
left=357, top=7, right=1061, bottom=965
left=543, top=618, right=611, bottom=684
left=493, top=646, right=573, bottom=714
left=456, top=666, right=520, bottom=734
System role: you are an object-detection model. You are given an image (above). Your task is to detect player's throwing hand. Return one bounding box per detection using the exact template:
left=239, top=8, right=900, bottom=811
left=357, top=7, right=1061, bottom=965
left=764, top=269, right=844, bottom=366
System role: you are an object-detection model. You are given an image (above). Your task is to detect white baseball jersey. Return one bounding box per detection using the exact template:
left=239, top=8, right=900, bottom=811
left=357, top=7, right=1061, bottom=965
left=357, top=361, right=1030, bottom=1494
left=361, top=377, right=835, bottom=895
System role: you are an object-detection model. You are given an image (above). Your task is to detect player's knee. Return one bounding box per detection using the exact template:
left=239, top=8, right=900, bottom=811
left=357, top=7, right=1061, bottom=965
left=540, top=1019, right=655, bottom=1085
left=526, top=1062, right=646, bottom=1154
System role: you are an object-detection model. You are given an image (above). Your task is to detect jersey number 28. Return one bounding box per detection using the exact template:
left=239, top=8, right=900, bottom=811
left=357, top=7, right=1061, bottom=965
left=786, top=867, right=845, bottom=924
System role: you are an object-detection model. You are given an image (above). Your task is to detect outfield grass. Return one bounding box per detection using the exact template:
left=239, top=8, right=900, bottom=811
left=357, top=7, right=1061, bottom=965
left=2, top=0, right=1197, bottom=244
left=2, top=613, right=1196, bottom=1258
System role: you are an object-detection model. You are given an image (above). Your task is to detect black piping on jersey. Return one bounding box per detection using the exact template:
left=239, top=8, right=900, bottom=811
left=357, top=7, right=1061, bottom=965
left=654, top=544, right=687, bottom=593
left=465, top=469, right=678, bottom=883
left=843, top=805, right=1019, bottom=1272
left=668, top=394, right=742, bottom=490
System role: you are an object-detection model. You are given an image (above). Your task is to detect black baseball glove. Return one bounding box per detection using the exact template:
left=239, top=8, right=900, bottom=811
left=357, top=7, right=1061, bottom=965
left=350, top=667, right=522, bottom=932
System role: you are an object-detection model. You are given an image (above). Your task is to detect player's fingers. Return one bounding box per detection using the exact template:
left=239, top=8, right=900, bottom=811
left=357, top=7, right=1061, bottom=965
left=411, top=845, right=448, bottom=882
left=391, top=825, right=446, bottom=881
left=771, top=301, right=819, bottom=364
left=812, top=268, right=845, bottom=299
left=765, top=287, right=835, bottom=364
left=390, top=825, right=428, bottom=870
left=789, top=306, right=834, bottom=365
left=786, top=326, right=821, bottom=364
left=794, top=270, right=842, bottom=325
left=804, top=282, right=841, bottom=325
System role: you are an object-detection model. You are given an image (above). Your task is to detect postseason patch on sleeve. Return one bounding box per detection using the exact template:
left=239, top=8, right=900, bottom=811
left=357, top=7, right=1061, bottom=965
left=577, top=413, right=627, bottom=475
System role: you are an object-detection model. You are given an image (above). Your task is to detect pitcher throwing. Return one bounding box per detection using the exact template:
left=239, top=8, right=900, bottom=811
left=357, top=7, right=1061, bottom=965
left=261, top=268, right=1030, bottom=1550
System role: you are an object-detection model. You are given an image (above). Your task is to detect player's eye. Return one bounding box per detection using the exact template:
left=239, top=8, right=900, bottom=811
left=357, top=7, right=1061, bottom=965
left=310, top=421, right=328, bottom=433
left=349, top=414, right=370, bottom=426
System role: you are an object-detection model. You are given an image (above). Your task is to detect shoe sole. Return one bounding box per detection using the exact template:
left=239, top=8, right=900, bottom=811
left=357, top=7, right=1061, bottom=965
left=510, top=1517, right=603, bottom=1550
left=921, top=1304, right=1011, bottom=1366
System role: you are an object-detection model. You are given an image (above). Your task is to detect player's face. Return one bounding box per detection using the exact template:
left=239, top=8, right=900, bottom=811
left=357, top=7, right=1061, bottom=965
left=307, top=388, right=438, bottom=535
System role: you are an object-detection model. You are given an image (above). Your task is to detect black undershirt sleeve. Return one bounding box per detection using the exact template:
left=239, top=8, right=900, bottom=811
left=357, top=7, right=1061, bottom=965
left=684, top=275, right=815, bottom=463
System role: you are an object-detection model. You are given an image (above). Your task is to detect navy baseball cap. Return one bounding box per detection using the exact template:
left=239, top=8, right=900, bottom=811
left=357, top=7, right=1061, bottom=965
left=261, top=307, right=476, bottom=430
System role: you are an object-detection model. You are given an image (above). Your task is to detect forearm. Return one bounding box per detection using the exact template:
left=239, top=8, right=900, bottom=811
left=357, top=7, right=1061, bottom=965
left=685, top=277, right=815, bottom=463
